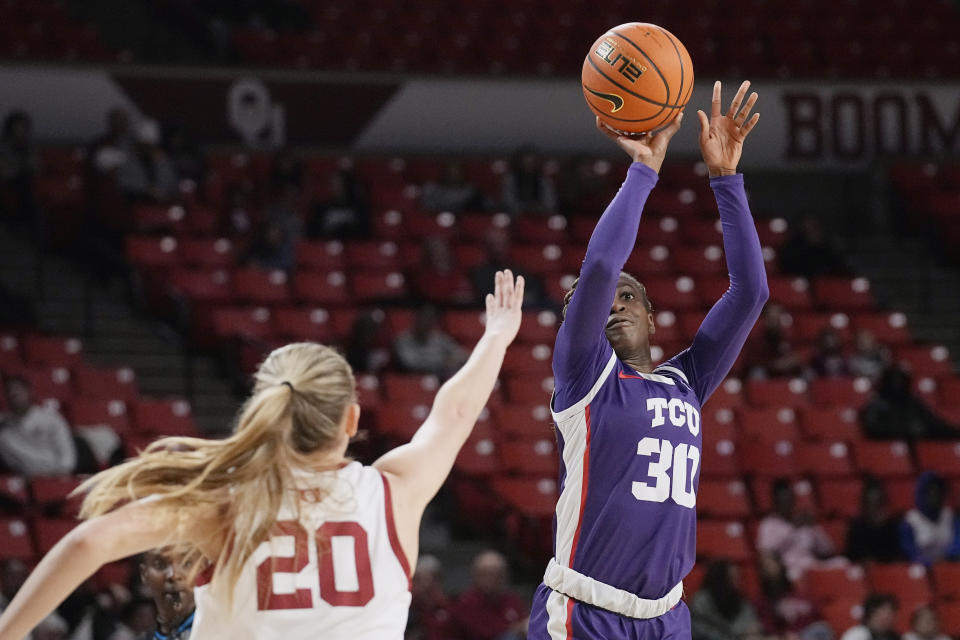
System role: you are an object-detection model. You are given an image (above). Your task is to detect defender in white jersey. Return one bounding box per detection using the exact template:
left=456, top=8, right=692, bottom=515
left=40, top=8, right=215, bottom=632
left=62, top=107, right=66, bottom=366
left=0, top=272, right=525, bottom=640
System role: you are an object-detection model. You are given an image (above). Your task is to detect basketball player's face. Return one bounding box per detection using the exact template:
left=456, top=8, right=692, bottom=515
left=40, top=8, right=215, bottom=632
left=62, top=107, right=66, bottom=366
left=605, top=277, right=654, bottom=354
left=141, top=551, right=195, bottom=622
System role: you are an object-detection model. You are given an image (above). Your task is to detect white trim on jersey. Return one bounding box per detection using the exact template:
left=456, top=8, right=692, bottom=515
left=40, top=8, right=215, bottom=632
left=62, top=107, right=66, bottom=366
left=545, top=588, right=569, bottom=640
left=544, top=559, right=683, bottom=620
left=551, top=353, right=618, bottom=423
left=652, top=364, right=690, bottom=385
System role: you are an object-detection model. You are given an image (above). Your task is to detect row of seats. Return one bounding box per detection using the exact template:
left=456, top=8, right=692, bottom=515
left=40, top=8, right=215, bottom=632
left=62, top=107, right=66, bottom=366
left=0, top=0, right=114, bottom=62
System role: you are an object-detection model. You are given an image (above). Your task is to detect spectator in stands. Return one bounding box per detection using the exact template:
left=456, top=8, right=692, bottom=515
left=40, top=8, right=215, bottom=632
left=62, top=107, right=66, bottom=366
left=743, top=302, right=805, bottom=379
left=162, top=123, right=204, bottom=185
left=689, top=560, right=762, bottom=640
left=469, top=229, right=549, bottom=308
left=421, top=161, right=485, bottom=213
left=778, top=216, right=848, bottom=278
left=903, top=605, right=950, bottom=640
left=0, top=110, right=39, bottom=224
left=345, top=311, right=389, bottom=375
left=269, top=148, right=304, bottom=193
left=90, top=108, right=134, bottom=175
left=137, top=548, right=195, bottom=639
left=412, top=237, right=474, bottom=306
left=838, top=594, right=899, bottom=640
left=756, top=554, right=833, bottom=640
left=845, top=479, right=903, bottom=563
left=757, top=479, right=840, bottom=582
left=116, top=119, right=179, bottom=203
left=848, top=330, right=891, bottom=381
left=452, top=550, right=528, bottom=640
left=407, top=554, right=452, bottom=640
left=899, top=472, right=960, bottom=565
left=392, top=304, right=466, bottom=379
left=307, top=169, right=369, bottom=240
left=0, top=375, right=76, bottom=477
left=500, top=147, right=557, bottom=215
left=811, top=327, right=849, bottom=377
left=0, top=558, right=27, bottom=612
left=860, top=366, right=958, bottom=441
left=244, top=219, right=297, bottom=272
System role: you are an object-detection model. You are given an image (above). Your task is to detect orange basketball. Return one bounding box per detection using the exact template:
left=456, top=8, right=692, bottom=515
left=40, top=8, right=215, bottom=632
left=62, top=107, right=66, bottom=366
left=581, top=23, right=694, bottom=134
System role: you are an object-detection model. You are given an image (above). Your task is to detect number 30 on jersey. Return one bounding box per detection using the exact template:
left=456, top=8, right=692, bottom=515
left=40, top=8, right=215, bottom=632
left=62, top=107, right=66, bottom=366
left=632, top=437, right=699, bottom=508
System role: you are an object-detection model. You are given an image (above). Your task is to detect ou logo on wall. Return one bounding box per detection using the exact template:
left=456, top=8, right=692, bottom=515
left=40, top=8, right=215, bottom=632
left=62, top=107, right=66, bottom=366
left=227, top=78, right=286, bottom=148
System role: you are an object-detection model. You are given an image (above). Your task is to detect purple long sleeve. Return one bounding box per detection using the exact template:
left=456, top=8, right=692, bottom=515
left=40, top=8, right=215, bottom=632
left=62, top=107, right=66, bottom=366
left=672, top=174, right=769, bottom=404
left=552, top=163, right=659, bottom=410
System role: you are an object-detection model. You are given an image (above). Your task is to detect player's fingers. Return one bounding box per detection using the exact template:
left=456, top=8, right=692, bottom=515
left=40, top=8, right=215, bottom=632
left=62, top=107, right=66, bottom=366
left=727, top=80, right=750, bottom=118
left=494, top=270, right=504, bottom=307
left=596, top=116, right=621, bottom=141
left=710, top=80, right=722, bottom=119
left=512, top=276, right=525, bottom=308
left=502, top=269, right=514, bottom=305
left=741, top=112, right=760, bottom=137
left=661, top=111, right=684, bottom=139
left=696, top=110, right=710, bottom=143
left=485, top=293, right=495, bottom=316
left=736, top=92, right=759, bottom=124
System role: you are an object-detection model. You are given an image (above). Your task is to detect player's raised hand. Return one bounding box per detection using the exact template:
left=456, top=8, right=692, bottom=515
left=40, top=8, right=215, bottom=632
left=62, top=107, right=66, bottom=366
left=596, top=112, right=683, bottom=175
left=697, top=80, right=759, bottom=177
left=484, top=269, right=524, bottom=345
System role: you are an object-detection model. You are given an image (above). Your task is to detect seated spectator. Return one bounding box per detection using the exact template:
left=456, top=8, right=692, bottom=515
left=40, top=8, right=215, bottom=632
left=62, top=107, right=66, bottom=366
left=245, top=220, right=297, bottom=272
left=412, top=237, right=474, bottom=306
left=392, top=305, right=466, bottom=379
left=0, top=375, right=76, bottom=477
left=137, top=548, right=195, bottom=639
left=838, top=594, right=899, bottom=640
left=0, top=558, right=27, bottom=612
left=306, top=169, right=369, bottom=239
left=903, top=605, right=950, bottom=640
left=900, top=472, right=960, bottom=565
left=344, top=311, right=389, bottom=375
left=811, top=328, right=848, bottom=377
left=757, top=479, right=841, bottom=582
left=0, top=110, right=38, bottom=224
left=500, top=147, right=557, bottom=215
left=860, top=366, right=958, bottom=441
left=779, top=216, right=848, bottom=278
left=90, top=107, right=135, bottom=176
left=848, top=330, right=890, bottom=382
left=452, top=550, right=528, bottom=640
left=469, top=229, right=549, bottom=308
left=690, top=559, right=762, bottom=640
left=845, top=479, right=903, bottom=563
left=421, top=161, right=485, bottom=213
left=116, top=119, right=179, bottom=203
left=756, top=554, right=833, bottom=640
left=743, top=302, right=805, bottom=379
left=407, top=554, right=452, bottom=640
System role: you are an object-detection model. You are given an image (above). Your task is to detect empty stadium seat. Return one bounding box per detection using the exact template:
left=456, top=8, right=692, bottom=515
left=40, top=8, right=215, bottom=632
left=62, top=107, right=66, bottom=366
left=804, top=566, right=868, bottom=606
left=854, top=441, right=915, bottom=477
left=813, top=277, right=876, bottom=310
left=70, top=398, right=130, bottom=434
left=131, top=398, right=198, bottom=437
left=72, top=365, right=139, bottom=401
left=914, top=441, right=960, bottom=477
left=31, top=476, right=84, bottom=517
left=231, top=268, right=291, bottom=305
left=697, top=479, right=752, bottom=519
left=492, top=477, right=557, bottom=517
left=808, top=377, right=873, bottom=408
left=867, top=563, right=933, bottom=607
left=739, top=440, right=797, bottom=477
left=499, top=439, right=558, bottom=475
left=746, top=378, right=809, bottom=408
left=455, top=436, right=499, bottom=476
left=795, top=441, right=855, bottom=478
left=817, top=478, right=864, bottom=519
left=799, top=407, right=862, bottom=441
left=0, top=518, right=34, bottom=558
left=697, top=520, right=751, bottom=561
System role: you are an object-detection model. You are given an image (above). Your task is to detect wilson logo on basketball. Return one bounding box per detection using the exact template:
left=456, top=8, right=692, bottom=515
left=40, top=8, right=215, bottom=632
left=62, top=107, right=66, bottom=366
left=594, top=39, right=647, bottom=83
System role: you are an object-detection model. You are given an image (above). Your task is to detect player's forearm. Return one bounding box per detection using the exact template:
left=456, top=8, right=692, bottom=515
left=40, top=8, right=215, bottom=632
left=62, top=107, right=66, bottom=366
left=710, top=174, right=768, bottom=302
left=418, top=332, right=509, bottom=442
left=0, top=528, right=103, bottom=639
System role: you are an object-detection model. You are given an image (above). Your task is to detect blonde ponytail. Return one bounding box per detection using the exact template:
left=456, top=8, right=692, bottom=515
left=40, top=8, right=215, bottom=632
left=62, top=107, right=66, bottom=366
left=76, top=342, right=357, bottom=599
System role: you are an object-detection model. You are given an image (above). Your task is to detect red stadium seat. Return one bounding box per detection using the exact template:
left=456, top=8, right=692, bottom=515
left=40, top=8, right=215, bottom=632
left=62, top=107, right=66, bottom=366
left=11, top=366, right=75, bottom=406
left=444, top=310, right=486, bottom=343
left=167, top=268, right=233, bottom=305
left=817, top=478, right=864, bottom=518
left=885, top=478, right=918, bottom=514
left=382, top=373, right=440, bottom=404
left=938, top=377, right=960, bottom=407
left=799, top=407, right=861, bottom=441
left=31, top=476, right=84, bottom=517
left=91, top=561, right=134, bottom=591
left=854, top=441, right=914, bottom=477
left=736, top=407, right=801, bottom=441
left=72, top=365, right=138, bottom=401
left=813, top=277, right=876, bottom=311
left=752, top=478, right=817, bottom=514
left=808, top=377, right=873, bottom=409
left=513, top=215, right=568, bottom=245
left=932, top=564, right=960, bottom=601
left=502, top=343, right=552, bottom=377
left=21, top=335, right=84, bottom=368
left=375, top=401, right=431, bottom=441
left=344, top=240, right=410, bottom=272
left=643, top=276, right=699, bottom=311
left=745, top=378, right=809, bottom=409
left=33, top=518, right=76, bottom=554
left=936, top=604, right=960, bottom=638
left=697, top=520, right=751, bottom=561
left=0, top=518, right=34, bottom=558
left=739, top=440, right=797, bottom=477
left=707, top=378, right=746, bottom=411
left=517, top=311, right=560, bottom=344
left=701, top=439, right=740, bottom=478
left=293, top=271, right=351, bottom=305
left=491, top=404, right=553, bottom=439
left=851, top=312, right=912, bottom=345
left=0, top=476, right=29, bottom=512
left=767, top=276, right=813, bottom=310
left=70, top=398, right=130, bottom=434
left=271, top=307, right=336, bottom=343
left=179, top=237, right=236, bottom=268
left=508, top=244, right=564, bottom=277
left=124, top=235, right=179, bottom=269
left=821, top=600, right=864, bottom=636
left=915, top=441, right=960, bottom=478
left=621, top=245, right=673, bottom=277
left=211, top=306, right=273, bottom=341
left=895, top=345, right=953, bottom=378
left=231, top=268, right=291, bottom=305
left=649, top=311, right=683, bottom=343
left=455, top=436, right=499, bottom=476
left=795, top=441, right=855, bottom=478
left=697, top=479, right=752, bottom=519
left=131, top=398, right=198, bottom=437
left=499, top=439, right=558, bottom=475
left=503, top=376, right=553, bottom=405
left=492, top=477, right=557, bottom=517
left=793, top=312, right=852, bottom=344
left=295, top=240, right=346, bottom=271
left=351, top=271, right=409, bottom=303
left=756, top=218, right=790, bottom=248
left=867, top=564, right=933, bottom=612
left=671, top=246, right=726, bottom=277
left=803, top=566, right=868, bottom=606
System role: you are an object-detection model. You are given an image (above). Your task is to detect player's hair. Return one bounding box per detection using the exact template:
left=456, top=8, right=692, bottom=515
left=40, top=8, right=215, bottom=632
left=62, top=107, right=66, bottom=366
left=76, top=342, right=356, bottom=603
left=561, top=271, right=653, bottom=320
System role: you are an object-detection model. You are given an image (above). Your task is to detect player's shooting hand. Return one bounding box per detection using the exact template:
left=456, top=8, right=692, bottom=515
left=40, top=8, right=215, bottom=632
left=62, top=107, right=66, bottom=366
left=596, top=112, right=683, bottom=174
left=698, top=80, right=759, bottom=177
left=484, top=269, right=524, bottom=346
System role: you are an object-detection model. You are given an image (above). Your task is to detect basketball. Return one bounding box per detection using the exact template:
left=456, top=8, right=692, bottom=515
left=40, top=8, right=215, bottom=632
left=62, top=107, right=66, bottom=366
left=581, top=22, right=694, bottom=134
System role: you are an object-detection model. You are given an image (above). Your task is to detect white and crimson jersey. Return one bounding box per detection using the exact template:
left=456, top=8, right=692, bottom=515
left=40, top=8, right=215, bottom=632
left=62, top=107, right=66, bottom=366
left=192, top=461, right=412, bottom=639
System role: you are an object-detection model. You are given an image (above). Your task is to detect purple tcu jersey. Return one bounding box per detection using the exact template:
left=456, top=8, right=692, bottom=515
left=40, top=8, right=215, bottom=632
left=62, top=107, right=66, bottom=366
left=528, top=163, right=768, bottom=639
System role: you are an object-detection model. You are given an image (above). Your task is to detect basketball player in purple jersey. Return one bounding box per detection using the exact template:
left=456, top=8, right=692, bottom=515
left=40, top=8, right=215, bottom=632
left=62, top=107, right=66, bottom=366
left=527, top=80, right=768, bottom=640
